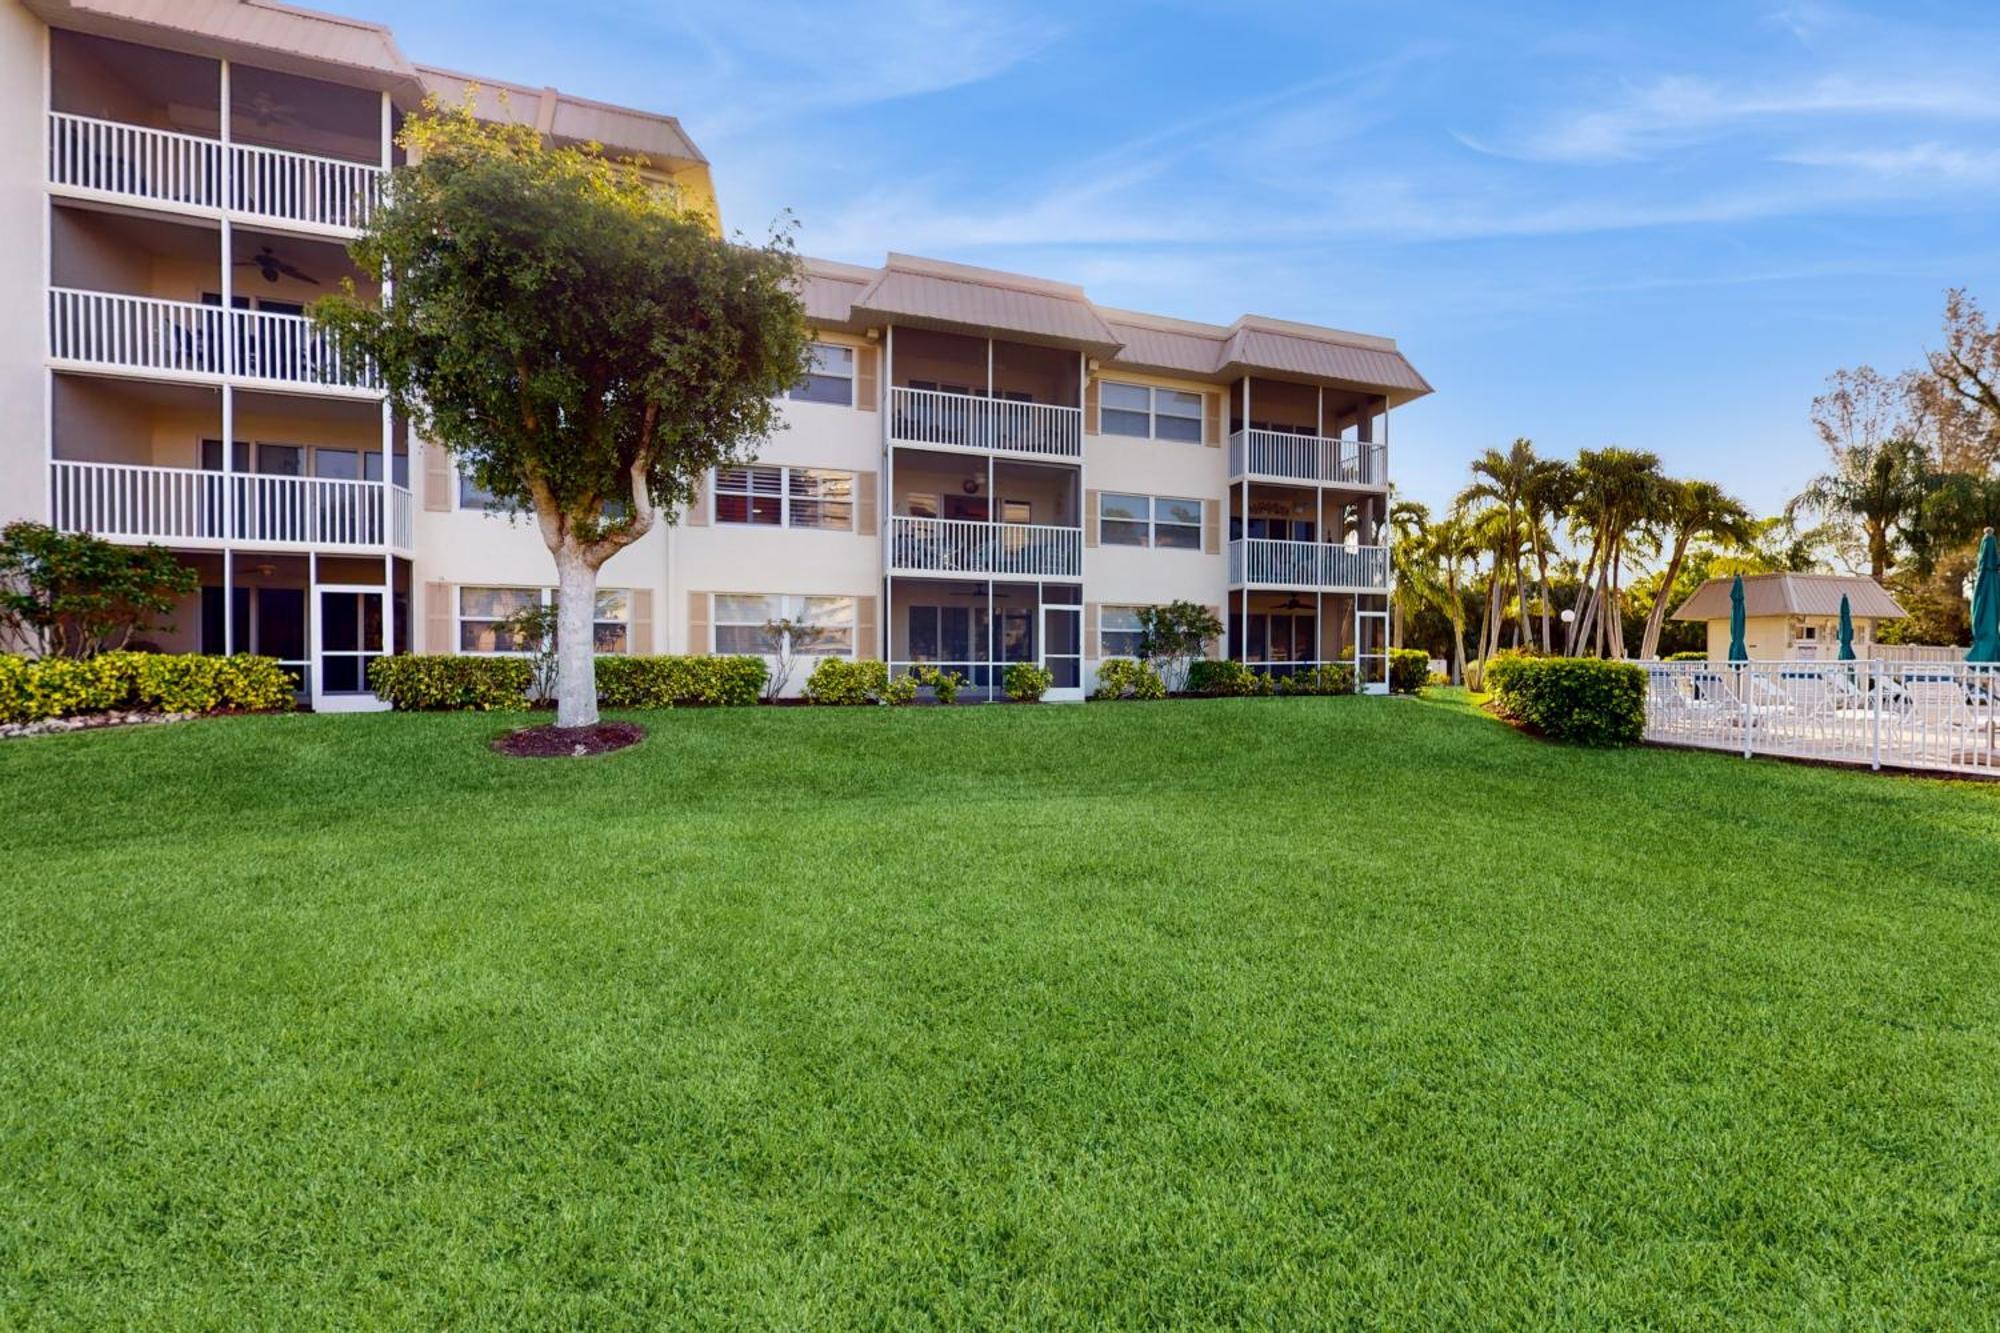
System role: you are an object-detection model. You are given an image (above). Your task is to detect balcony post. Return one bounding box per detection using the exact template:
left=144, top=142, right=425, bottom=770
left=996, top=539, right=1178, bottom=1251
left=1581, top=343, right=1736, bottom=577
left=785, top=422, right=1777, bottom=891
left=379, top=88, right=396, bottom=649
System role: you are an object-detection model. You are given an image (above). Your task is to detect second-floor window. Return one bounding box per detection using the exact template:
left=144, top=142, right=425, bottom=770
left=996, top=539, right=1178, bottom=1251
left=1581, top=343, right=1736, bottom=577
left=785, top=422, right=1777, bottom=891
left=788, top=343, right=856, bottom=406
left=1100, top=381, right=1204, bottom=442
left=714, top=466, right=855, bottom=530
left=1100, top=493, right=1202, bottom=549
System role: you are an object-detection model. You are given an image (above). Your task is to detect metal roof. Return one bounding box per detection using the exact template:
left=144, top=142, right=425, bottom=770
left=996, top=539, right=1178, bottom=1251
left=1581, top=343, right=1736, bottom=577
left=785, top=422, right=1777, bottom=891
left=1671, top=574, right=1909, bottom=622
left=849, top=255, right=1125, bottom=359
left=815, top=255, right=1432, bottom=401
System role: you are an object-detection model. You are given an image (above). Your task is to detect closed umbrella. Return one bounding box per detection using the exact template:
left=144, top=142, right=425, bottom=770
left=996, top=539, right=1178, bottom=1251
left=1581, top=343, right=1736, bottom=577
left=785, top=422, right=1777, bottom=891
left=1727, top=574, right=1749, bottom=663
left=1837, top=593, right=1856, bottom=661
left=1970, top=528, right=2000, bottom=663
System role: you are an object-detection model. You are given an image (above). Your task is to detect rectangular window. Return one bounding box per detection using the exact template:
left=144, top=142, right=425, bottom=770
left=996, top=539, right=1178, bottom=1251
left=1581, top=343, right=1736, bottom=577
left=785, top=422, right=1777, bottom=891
left=1099, top=492, right=1151, bottom=546
left=715, top=465, right=855, bottom=530
left=788, top=342, right=856, bottom=405
left=1100, top=605, right=1144, bottom=658
left=1098, top=380, right=1205, bottom=442
left=1153, top=497, right=1202, bottom=549
left=459, top=466, right=498, bottom=511
left=1099, top=492, right=1202, bottom=550
left=713, top=593, right=856, bottom=656
left=458, top=586, right=542, bottom=653
left=1100, top=381, right=1152, bottom=438
left=458, top=586, right=632, bottom=654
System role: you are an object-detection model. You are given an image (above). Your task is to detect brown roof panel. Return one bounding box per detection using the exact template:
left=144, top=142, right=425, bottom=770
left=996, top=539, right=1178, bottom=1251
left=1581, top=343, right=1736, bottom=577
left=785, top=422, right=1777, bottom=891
left=1671, top=574, right=1908, bottom=621
left=27, top=0, right=420, bottom=89
left=850, top=255, right=1125, bottom=357
left=414, top=66, right=706, bottom=166
left=1220, top=321, right=1432, bottom=400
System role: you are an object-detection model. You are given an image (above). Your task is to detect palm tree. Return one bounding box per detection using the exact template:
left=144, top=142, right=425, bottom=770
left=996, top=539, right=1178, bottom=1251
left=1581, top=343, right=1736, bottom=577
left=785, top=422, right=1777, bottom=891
left=1786, top=436, right=1932, bottom=580
left=1457, top=441, right=1538, bottom=652
left=1636, top=478, right=1755, bottom=659
left=1566, top=447, right=1664, bottom=658
left=1420, top=512, right=1478, bottom=683
left=1520, top=454, right=1574, bottom=652
left=1388, top=499, right=1434, bottom=650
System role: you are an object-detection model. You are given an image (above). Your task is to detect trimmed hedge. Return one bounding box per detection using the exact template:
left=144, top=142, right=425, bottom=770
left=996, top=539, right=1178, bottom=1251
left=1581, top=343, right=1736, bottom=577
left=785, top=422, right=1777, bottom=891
left=1004, top=662, right=1053, bottom=703
left=1091, top=658, right=1166, bottom=701
left=804, top=658, right=915, bottom=706
left=596, top=655, right=766, bottom=708
left=1486, top=655, right=1646, bottom=746
left=1665, top=650, right=1708, bottom=662
left=370, top=654, right=768, bottom=710
left=1389, top=648, right=1430, bottom=694
left=369, top=656, right=533, bottom=711
left=0, top=651, right=293, bottom=724
left=1276, top=663, right=1354, bottom=696
left=1185, top=659, right=1268, bottom=697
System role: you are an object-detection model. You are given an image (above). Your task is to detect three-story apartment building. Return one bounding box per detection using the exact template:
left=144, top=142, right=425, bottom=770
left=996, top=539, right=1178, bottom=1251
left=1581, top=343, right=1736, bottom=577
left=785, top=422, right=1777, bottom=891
left=1, top=0, right=1431, bottom=707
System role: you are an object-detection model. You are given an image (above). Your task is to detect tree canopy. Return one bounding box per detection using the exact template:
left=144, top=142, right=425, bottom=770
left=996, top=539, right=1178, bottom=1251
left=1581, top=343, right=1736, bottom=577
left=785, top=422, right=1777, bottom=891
left=315, top=99, right=813, bottom=727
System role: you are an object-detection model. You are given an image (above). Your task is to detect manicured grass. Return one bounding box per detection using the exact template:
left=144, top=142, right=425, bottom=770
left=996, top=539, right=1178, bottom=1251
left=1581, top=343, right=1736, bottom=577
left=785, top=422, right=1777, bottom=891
left=2, top=693, right=1998, bottom=1326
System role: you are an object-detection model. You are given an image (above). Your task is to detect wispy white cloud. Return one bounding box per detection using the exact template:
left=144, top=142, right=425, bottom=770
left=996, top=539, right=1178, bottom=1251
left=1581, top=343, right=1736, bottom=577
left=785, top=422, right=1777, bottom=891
left=1779, top=141, right=2000, bottom=184
left=1459, top=73, right=2000, bottom=165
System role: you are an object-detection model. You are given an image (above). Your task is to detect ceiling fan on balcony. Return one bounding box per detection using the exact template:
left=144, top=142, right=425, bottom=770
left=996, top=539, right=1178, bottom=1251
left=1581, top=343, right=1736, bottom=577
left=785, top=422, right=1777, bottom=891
left=236, top=246, right=320, bottom=285
left=239, top=89, right=302, bottom=129
left=1272, top=595, right=1315, bottom=613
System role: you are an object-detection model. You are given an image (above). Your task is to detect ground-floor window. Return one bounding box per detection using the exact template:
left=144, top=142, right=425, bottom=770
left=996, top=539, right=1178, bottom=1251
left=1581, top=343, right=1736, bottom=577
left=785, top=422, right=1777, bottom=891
left=459, top=586, right=631, bottom=653
left=712, top=594, right=855, bottom=656
left=1099, top=605, right=1145, bottom=658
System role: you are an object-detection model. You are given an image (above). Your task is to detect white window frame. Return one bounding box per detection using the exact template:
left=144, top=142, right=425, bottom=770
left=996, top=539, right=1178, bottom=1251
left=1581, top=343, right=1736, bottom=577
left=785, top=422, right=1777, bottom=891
left=457, top=585, right=632, bottom=655
left=787, top=342, right=857, bottom=406
left=712, top=465, right=856, bottom=531
left=1099, top=604, right=1146, bottom=658
left=711, top=593, right=858, bottom=658
left=1099, top=379, right=1205, bottom=443
left=1098, top=492, right=1204, bottom=550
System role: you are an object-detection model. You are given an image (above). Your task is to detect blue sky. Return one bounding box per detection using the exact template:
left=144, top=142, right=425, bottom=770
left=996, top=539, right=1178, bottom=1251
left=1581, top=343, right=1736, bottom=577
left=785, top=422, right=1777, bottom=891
left=349, top=0, right=2000, bottom=515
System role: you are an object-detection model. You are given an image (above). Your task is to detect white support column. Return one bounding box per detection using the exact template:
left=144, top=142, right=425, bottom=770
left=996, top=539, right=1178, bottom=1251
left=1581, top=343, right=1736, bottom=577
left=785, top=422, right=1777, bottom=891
left=379, top=88, right=395, bottom=651
left=41, top=27, right=53, bottom=523
left=218, top=60, right=236, bottom=541
left=222, top=548, right=234, bottom=655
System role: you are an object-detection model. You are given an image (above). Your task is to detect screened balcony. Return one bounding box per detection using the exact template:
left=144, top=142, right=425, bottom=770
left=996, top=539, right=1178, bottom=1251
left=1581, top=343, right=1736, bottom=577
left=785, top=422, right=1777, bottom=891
left=887, top=328, right=1084, bottom=459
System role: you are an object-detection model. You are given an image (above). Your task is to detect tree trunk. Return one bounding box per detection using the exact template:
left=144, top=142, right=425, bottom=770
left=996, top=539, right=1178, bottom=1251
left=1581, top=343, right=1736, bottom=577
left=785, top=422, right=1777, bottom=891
left=1639, top=533, right=1689, bottom=660
left=1869, top=525, right=1889, bottom=581
left=531, top=459, right=657, bottom=731
left=1532, top=528, right=1553, bottom=653
left=1569, top=537, right=1602, bottom=655
left=553, top=542, right=602, bottom=728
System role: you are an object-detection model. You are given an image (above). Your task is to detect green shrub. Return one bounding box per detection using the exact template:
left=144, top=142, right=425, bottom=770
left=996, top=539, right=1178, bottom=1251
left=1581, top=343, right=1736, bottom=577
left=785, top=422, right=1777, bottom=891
left=1389, top=648, right=1430, bottom=694
left=1185, top=659, right=1263, bottom=697
left=1275, top=663, right=1354, bottom=696
left=369, top=656, right=532, bottom=711
left=1487, top=656, right=1646, bottom=746
left=0, top=652, right=291, bottom=723
left=595, top=655, right=765, bottom=708
left=1004, top=662, right=1053, bottom=703
left=805, top=657, right=911, bottom=705
left=1665, top=650, right=1708, bottom=662
left=1091, top=658, right=1166, bottom=701
left=912, top=664, right=963, bottom=704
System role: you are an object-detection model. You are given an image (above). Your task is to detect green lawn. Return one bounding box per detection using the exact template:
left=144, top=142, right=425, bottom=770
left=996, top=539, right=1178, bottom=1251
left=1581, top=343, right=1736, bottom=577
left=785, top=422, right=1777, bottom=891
left=2, top=693, right=1997, bottom=1327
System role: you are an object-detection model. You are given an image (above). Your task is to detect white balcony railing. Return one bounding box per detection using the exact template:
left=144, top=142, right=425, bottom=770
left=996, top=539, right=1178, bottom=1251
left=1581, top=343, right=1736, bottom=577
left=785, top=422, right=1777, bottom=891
left=50, top=460, right=412, bottom=551
left=889, top=387, right=1083, bottom=458
left=1229, top=538, right=1389, bottom=589
left=230, top=141, right=381, bottom=231
left=49, top=288, right=381, bottom=392
left=1228, top=429, right=1386, bottom=486
left=49, top=112, right=382, bottom=232
left=888, top=514, right=1082, bottom=578
left=49, top=112, right=220, bottom=208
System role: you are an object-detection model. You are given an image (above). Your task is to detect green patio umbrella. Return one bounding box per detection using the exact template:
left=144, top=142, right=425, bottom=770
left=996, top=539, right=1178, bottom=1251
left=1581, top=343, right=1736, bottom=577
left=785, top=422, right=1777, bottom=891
left=1970, top=527, right=2000, bottom=663
left=1727, top=574, right=1749, bottom=663
left=1837, top=593, right=1856, bottom=661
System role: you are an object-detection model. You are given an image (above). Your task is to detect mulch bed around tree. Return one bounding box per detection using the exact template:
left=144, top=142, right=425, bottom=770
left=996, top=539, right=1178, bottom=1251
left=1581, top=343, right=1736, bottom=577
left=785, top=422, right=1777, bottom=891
left=491, top=721, right=645, bottom=759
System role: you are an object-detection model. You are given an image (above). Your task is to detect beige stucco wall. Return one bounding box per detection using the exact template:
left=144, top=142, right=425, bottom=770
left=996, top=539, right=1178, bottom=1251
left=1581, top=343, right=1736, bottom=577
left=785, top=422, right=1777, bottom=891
left=0, top=4, right=45, bottom=529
